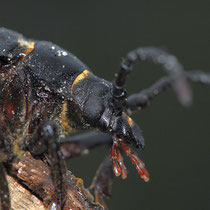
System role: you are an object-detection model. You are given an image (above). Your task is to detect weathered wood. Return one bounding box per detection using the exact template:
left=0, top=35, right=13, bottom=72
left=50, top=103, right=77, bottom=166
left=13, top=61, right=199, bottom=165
left=4, top=152, right=102, bottom=210
left=7, top=175, right=46, bottom=210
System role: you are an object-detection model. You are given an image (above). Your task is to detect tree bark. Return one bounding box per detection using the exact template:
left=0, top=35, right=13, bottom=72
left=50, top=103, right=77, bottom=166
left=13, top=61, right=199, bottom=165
left=5, top=152, right=102, bottom=210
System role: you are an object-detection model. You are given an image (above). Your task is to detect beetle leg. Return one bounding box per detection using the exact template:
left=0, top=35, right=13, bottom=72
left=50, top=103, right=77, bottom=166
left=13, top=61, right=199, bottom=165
left=27, top=121, right=67, bottom=209
left=59, top=132, right=149, bottom=180
left=58, top=131, right=112, bottom=159
left=0, top=161, right=10, bottom=210
left=89, top=155, right=113, bottom=209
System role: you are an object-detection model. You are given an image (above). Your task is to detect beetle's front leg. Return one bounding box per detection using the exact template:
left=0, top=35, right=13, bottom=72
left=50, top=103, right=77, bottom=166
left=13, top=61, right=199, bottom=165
left=0, top=161, right=10, bottom=210
left=59, top=131, right=112, bottom=159
left=26, top=121, right=67, bottom=209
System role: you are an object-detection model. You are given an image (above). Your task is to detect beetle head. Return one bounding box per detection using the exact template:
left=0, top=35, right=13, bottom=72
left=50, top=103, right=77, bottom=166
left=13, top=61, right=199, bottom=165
left=97, top=104, right=145, bottom=149
left=71, top=73, right=144, bottom=149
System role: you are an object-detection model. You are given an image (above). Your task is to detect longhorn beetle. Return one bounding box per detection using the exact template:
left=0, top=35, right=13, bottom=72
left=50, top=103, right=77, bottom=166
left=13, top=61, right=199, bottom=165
left=0, top=28, right=210, bottom=209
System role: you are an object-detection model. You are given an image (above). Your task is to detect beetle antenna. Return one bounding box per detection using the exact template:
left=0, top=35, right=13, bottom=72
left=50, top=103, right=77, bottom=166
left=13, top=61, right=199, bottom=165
left=186, top=70, right=210, bottom=84
left=126, top=70, right=210, bottom=114
left=112, top=47, right=192, bottom=106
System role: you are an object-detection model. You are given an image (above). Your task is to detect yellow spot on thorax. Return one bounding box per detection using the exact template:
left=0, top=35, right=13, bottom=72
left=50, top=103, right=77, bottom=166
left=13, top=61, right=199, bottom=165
left=61, top=101, right=72, bottom=133
left=18, top=39, right=35, bottom=55
left=71, top=70, right=91, bottom=95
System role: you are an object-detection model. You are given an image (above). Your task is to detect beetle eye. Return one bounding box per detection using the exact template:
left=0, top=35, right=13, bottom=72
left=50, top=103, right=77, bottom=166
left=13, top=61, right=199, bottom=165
left=83, top=95, right=104, bottom=126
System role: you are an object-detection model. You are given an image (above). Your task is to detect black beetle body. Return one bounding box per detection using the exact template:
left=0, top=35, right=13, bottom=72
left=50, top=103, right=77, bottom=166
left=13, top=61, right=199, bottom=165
left=1, top=27, right=203, bottom=209
left=0, top=28, right=144, bottom=161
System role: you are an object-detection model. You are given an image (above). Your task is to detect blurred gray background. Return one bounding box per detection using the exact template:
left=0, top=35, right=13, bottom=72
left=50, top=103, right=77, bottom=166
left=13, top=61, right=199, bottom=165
left=1, top=0, right=210, bottom=209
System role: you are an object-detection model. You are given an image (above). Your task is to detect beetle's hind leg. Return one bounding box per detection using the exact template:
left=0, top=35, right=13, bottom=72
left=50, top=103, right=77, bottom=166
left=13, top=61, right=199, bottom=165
left=0, top=161, right=10, bottom=210
left=26, top=121, right=67, bottom=209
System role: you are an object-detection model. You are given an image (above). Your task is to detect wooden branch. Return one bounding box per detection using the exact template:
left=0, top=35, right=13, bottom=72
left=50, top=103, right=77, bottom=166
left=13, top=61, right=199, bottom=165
left=7, top=175, right=46, bottom=210
left=6, top=152, right=102, bottom=210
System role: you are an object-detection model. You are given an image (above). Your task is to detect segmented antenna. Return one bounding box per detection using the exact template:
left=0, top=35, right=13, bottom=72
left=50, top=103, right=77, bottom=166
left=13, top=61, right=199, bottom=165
left=112, top=47, right=192, bottom=106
